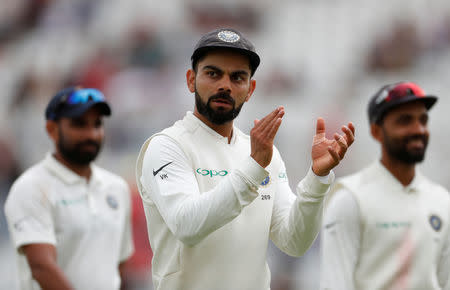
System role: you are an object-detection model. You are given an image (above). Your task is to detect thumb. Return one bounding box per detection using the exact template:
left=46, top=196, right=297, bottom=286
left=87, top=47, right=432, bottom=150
left=254, top=119, right=260, bottom=126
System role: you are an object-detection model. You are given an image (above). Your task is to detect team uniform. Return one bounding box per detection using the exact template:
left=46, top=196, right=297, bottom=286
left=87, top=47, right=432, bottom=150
left=320, top=161, right=450, bottom=290
left=136, top=111, right=334, bottom=290
left=5, top=153, right=134, bottom=290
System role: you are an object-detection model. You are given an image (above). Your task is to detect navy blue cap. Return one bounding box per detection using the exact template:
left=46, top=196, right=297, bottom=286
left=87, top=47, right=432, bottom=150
left=45, top=87, right=111, bottom=120
left=191, top=28, right=260, bottom=76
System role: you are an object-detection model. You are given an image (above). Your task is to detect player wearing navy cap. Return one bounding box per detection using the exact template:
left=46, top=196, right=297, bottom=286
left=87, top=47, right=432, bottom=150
left=320, top=82, right=450, bottom=290
left=136, top=28, right=355, bottom=290
left=5, top=87, right=134, bottom=290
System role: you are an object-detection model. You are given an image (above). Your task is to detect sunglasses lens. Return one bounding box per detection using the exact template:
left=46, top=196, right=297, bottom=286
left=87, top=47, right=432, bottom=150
left=387, top=83, right=425, bottom=102
left=66, top=89, right=105, bottom=105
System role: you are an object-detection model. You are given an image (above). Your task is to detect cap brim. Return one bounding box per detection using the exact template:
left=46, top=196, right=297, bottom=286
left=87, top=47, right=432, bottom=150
left=59, top=102, right=112, bottom=119
left=387, top=95, right=437, bottom=111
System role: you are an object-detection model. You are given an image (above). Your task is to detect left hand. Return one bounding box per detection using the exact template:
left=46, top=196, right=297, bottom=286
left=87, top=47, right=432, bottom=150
left=311, top=118, right=355, bottom=176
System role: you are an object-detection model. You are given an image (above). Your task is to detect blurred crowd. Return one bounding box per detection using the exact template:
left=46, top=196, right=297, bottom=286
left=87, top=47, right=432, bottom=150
left=2, top=0, right=450, bottom=289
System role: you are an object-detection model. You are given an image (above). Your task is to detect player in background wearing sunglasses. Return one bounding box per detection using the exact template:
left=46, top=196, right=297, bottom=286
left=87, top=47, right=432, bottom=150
left=4, top=87, right=134, bottom=290
left=320, top=82, right=450, bottom=290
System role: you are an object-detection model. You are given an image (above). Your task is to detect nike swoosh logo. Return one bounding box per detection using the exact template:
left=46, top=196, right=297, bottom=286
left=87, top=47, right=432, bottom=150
left=153, top=162, right=173, bottom=176
left=325, top=221, right=338, bottom=229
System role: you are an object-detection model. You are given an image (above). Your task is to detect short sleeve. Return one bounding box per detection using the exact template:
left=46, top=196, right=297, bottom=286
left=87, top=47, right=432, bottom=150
left=120, top=181, right=135, bottom=262
left=4, top=176, right=56, bottom=251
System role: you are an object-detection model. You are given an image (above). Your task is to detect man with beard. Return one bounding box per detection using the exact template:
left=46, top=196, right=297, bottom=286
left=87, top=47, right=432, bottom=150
left=135, top=28, right=355, bottom=290
left=4, top=87, right=134, bottom=290
left=320, top=82, right=450, bottom=290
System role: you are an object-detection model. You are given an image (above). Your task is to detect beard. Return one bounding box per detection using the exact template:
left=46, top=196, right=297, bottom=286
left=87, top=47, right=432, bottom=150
left=57, top=128, right=102, bottom=165
left=195, top=90, right=244, bottom=125
left=383, top=128, right=428, bottom=164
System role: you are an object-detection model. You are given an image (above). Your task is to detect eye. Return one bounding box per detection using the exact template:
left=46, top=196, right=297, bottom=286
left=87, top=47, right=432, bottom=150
left=94, top=119, right=103, bottom=128
left=396, top=115, right=412, bottom=125
left=206, top=70, right=218, bottom=77
left=232, top=74, right=243, bottom=81
left=71, top=118, right=86, bottom=127
left=419, top=114, right=428, bottom=125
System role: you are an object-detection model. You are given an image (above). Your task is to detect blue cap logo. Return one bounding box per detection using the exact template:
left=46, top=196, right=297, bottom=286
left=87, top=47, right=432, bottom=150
left=217, top=30, right=240, bottom=43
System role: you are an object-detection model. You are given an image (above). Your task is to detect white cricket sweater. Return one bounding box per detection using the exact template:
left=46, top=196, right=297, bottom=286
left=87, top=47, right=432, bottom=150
left=136, top=112, right=332, bottom=290
left=321, top=161, right=450, bottom=290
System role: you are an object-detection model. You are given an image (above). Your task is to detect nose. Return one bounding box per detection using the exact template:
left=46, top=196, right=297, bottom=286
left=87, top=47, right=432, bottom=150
left=411, top=119, right=427, bottom=135
left=83, top=126, right=103, bottom=141
left=218, top=76, right=232, bottom=92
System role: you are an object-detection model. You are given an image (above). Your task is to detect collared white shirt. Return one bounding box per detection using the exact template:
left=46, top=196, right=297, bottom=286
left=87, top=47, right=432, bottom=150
left=320, top=161, right=450, bottom=290
left=5, top=153, right=134, bottom=290
left=136, top=111, right=334, bottom=290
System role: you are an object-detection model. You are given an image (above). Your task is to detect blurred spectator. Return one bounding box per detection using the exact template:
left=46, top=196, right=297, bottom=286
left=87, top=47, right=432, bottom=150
left=367, top=21, right=422, bottom=72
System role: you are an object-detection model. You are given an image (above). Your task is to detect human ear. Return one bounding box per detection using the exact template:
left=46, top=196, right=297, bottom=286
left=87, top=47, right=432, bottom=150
left=46, top=121, right=59, bottom=143
left=186, top=69, right=196, bottom=93
left=370, top=123, right=383, bottom=143
left=245, top=79, right=256, bottom=102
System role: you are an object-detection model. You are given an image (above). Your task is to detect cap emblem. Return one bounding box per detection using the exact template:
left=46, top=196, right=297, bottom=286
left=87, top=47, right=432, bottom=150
left=217, top=30, right=240, bottom=43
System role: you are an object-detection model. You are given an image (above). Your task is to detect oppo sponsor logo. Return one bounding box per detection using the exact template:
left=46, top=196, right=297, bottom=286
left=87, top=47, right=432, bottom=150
left=196, top=168, right=228, bottom=178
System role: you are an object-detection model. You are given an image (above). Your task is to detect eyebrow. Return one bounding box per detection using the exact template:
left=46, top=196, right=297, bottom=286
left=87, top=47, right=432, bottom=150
left=202, top=65, right=250, bottom=77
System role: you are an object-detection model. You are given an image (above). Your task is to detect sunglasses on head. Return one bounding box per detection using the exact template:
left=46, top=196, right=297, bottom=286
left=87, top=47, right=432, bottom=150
left=63, top=88, right=106, bottom=105
left=382, top=82, right=425, bottom=103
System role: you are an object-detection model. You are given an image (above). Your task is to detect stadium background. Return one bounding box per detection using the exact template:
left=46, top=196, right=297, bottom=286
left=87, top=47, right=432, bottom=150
left=1, top=0, right=450, bottom=289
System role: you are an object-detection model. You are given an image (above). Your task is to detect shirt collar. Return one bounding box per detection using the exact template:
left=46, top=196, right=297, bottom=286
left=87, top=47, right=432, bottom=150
left=43, top=152, right=99, bottom=185
left=185, top=111, right=238, bottom=144
left=373, top=160, right=423, bottom=193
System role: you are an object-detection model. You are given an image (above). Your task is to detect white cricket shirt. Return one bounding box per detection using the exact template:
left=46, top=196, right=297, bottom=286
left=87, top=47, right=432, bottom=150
left=4, top=153, right=134, bottom=290
left=320, top=161, right=450, bottom=290
left=136, top=111, right=334, bottom=290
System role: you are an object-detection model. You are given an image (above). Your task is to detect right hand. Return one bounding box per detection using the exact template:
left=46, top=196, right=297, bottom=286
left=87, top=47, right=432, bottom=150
left=250, top=106, right=285, bottom=168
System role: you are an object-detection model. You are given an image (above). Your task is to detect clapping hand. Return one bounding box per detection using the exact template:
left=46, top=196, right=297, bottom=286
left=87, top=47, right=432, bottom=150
left=311, top=118, right=355, bottom=176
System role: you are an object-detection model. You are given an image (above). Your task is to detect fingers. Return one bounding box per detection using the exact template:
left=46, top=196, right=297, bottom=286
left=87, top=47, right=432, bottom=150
left=334, top=133, right=348, bottom=159
left=316, top=117, right=325, bottom=135
left=327, top=146, right=340, bottom=164
left=341, top=122, right=355, bottom=147
left=253, top=106, right=284, bottom=137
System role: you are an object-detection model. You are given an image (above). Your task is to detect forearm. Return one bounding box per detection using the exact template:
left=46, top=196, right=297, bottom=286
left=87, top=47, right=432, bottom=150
left=140, top=135, right=267, bottom=246
left=30, top=262, right=73, bottom=290
left=271, top=168, right=330, bottom=256
left=170, top=167, right=260, bottom=245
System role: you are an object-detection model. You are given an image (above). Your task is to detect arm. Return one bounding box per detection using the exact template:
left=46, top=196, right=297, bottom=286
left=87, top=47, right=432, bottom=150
left=437, top=207, right=450, bottom=290
left=320, top=188, right=360, bottom=290
left=139, top=108, right=284, bottom=246
left=118, top=182, right=135, bottom=289
left=269, top=117, right=355, bottom=256
left=270, top=156, right=333, bottom=256
left=22, top=244, right=73, bottom=290
left=140, top=136, right=266, bottom=246
left=4, top=176, right=72, bottom=289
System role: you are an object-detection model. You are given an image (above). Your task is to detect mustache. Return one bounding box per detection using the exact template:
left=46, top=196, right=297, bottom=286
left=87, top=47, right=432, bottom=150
left=208, top=92, right=235, bottom=106
left=404, top=134, right=427, bottom=143
left=75, top=140, right=101, bottom=149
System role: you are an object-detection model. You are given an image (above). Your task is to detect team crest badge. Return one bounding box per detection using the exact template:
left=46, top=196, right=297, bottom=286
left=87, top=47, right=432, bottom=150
left=217, top=30, right=240, bottom=43
left=260, top=176, right=271, bottom=187
left=106, top=195, right=118, bottom=210
left=429, top=214, right=442, bottom=232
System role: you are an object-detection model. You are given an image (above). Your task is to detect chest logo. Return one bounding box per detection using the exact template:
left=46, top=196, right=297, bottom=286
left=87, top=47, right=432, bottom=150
left=106, top=195, right=118, bottom=210
left=429, top=214, right=442, bottom=232
left=196, top=168, right=228, bottom=178
left=260, top=176, right=271, bottom=187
